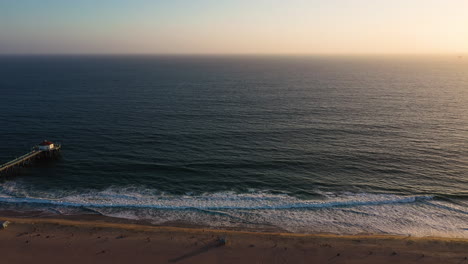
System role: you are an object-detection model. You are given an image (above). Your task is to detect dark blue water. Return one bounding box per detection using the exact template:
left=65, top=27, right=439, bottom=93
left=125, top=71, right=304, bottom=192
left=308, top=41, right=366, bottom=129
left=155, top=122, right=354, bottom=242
left=0, top=55, right=467, bottom=237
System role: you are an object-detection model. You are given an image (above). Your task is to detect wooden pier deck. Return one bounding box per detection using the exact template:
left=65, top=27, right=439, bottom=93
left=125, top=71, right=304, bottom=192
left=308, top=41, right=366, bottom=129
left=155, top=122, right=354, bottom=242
left=0, top=145, right=61, bottom=176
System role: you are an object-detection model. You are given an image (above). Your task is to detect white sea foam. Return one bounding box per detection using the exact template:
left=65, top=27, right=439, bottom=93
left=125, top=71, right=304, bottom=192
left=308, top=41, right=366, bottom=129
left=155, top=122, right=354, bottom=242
left=0, top=181, right=467, bottom=238
left=0, top=184, right=433, bottom=210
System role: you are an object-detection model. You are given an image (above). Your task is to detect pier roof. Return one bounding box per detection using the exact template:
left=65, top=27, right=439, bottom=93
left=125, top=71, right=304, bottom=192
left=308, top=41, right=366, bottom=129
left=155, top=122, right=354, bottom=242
left=39, top=140, right=53, bottom=146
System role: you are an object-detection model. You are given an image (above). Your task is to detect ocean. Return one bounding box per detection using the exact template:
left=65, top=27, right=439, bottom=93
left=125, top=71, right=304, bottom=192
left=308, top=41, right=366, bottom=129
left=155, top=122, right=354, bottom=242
left=0, top=55, right=467, bottom=237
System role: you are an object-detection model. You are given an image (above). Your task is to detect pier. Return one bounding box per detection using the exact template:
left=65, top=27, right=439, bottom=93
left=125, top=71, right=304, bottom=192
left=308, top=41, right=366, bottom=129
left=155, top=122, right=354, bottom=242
left=0, top=140, right=61, bottom=176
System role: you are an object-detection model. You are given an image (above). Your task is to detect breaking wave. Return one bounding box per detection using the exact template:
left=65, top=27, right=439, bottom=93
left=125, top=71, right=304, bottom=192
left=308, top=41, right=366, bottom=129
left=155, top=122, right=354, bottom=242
left=0, top=182, right=466, bottom=238
left=0, top=182, right=433, bottom=210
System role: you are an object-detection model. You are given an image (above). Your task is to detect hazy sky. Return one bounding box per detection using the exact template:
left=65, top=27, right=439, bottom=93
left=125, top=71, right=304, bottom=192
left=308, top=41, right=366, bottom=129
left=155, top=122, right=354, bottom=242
left=1, top=0, right=467, bottom=54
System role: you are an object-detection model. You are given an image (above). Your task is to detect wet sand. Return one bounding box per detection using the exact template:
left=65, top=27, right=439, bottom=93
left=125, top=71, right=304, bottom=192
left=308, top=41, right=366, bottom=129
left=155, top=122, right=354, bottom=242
left=0, top=216, right=467, bottom=264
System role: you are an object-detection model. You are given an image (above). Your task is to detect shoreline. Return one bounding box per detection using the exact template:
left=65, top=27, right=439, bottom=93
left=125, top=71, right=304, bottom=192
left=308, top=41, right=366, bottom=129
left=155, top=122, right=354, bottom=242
left=1, top=215, right=467, bottom=263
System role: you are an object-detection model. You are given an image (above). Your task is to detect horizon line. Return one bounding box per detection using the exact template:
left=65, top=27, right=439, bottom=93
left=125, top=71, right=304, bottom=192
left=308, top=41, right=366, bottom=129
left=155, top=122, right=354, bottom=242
left=0, top=52, right=466, bottom=57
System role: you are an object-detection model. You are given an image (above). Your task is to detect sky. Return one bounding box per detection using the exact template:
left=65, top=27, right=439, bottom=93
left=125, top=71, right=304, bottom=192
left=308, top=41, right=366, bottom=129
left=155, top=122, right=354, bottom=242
left=0, top=0, right=467, bottom=54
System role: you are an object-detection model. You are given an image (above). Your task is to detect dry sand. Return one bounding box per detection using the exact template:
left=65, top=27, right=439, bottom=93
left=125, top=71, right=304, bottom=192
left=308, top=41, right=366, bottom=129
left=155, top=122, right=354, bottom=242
left=0, top=216, right=467, bottom=264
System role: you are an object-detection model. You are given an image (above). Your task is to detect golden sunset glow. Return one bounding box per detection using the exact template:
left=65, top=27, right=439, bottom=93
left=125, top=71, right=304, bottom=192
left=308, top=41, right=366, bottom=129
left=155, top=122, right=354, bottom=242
left=1, top=0, right=467, bottom=54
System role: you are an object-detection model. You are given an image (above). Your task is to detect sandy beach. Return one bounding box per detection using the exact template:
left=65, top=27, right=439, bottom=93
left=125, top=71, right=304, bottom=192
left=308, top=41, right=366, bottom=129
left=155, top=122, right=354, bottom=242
left=0, top=216, right=466, bottom=264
